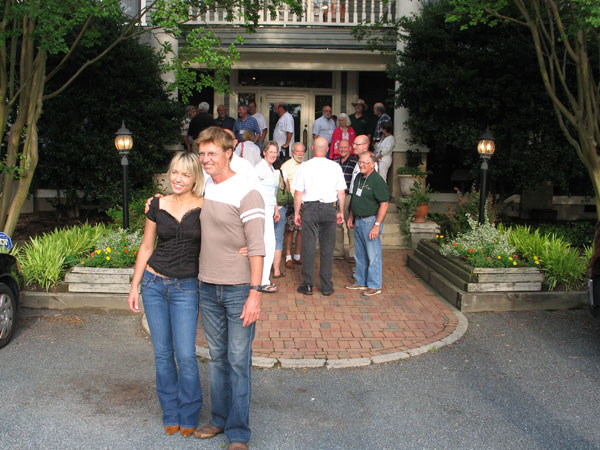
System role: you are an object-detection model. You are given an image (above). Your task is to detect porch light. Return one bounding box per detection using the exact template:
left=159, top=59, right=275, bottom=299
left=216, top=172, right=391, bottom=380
left=115, top=120, right=133, bottom=229
left=477, top=127, right=495, bottom=224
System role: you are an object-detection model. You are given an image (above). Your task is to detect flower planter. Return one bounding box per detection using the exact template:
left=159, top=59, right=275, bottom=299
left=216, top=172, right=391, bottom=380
left=413, top=203, right=429, bottom=223
left=64, top=266, right=134, bottom=294
left=397, top=174, right=422, bottom=197
left=416, top=240, right=543, bottom=292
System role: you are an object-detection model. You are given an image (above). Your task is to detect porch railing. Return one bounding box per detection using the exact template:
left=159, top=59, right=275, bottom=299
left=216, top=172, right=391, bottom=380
left=139, top=0, right=396, bottom=27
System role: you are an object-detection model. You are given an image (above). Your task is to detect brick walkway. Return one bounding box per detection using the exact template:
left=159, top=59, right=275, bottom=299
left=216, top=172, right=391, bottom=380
left=195, top=250, right=464, bottom=365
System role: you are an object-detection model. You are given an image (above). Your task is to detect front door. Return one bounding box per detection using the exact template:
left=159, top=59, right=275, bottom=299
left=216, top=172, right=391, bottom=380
left=262, top=91, right=311, bottom=157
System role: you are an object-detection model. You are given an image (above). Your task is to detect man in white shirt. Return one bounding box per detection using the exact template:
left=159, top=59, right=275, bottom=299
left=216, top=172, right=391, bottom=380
left=292, top=137, right=346, bottom=296
left=312, top=105, right=336, bottom=144
left=273, top=102, right=295, bottom=159
left=281, top=142, right=305, bottom=269
left=249, top=101, right=267, bottom=149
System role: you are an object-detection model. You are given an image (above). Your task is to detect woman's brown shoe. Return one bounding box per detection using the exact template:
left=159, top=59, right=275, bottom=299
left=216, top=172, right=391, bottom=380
left=165, top=425, right=179, bottom=435
left=193, top=423, right=224, bottom=439
left=180, top=427, right=195, bottom=437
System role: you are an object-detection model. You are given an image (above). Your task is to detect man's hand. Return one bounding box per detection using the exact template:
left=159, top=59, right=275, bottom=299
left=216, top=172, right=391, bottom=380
left=274, top=208, right=280, bottom=222
left=144, top=193, right=163, bottom=214
left=347, top=214, right=354, bottom=229
left=240, top=290, right=261, bottom=327
left=369, top=224, right=380, bottom=240
left=336, top=211, right=344, bottom=225
left=294, top=213, right=302, bottom=227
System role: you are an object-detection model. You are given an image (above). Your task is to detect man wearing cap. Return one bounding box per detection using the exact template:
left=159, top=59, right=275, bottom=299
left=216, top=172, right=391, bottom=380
left=346, top=151, right=389, bottom=297
left=312, top=105, right=336, bottom=144
left=292, top=137, right=346, bottom=296
left=349, top=99, right=372, bottom=141
left=186, top=102, right=215, bottom=151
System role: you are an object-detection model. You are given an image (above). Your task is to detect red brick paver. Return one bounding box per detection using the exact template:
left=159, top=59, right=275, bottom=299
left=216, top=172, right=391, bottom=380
left=196, top=250, right=460, bottom=361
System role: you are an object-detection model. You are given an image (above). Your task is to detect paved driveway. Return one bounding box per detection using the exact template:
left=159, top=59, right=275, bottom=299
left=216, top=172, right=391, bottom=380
left=2, top=307, right=600, bottom=449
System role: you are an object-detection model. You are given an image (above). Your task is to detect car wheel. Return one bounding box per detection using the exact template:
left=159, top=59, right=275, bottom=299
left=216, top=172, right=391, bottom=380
left=0, top=283, right=17, bottom=349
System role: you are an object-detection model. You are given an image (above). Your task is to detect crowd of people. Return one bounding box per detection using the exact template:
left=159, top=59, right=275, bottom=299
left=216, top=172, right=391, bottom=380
left=128, top=98, right=393, bottom=449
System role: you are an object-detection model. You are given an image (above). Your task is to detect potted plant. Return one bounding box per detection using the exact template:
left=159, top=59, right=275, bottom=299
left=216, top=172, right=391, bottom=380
left=396, top=149, right=431, bottom=197
left=409, top=180, right=431, bottom=223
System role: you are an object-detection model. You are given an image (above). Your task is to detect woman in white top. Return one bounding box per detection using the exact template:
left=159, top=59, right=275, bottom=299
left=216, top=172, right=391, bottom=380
left=375, top=121, right=394, bottom=182
left=254, top=141, right=282, bottom=293
left=234, top=130, right=262, bottom=167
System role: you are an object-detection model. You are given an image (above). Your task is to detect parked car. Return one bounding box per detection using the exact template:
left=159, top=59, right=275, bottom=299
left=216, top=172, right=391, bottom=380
left=0, top=253, right=24, bottom=348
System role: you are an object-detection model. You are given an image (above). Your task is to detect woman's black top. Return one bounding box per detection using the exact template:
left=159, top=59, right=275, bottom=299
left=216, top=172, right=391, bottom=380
left=146, top=196, right=201, bottom=279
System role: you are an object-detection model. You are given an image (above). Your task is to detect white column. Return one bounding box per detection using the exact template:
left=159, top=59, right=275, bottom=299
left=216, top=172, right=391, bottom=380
left=149, top=28, right=179, bottom=100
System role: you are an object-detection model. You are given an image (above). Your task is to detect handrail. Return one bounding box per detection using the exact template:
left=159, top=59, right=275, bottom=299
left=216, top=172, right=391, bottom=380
left=139, top=0, right=396, bottom=27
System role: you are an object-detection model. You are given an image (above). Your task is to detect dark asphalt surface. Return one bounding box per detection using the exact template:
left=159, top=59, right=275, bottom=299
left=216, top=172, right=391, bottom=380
left=2, top=306, right=600, bottom=449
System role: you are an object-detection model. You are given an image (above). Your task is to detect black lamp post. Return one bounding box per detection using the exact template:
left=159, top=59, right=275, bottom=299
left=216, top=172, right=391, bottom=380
left=115, top=121, right=133, bottom=229
left=477, top=127, right=495, bottom=224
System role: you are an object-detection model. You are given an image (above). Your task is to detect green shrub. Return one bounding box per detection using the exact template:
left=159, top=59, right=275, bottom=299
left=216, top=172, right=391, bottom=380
left=507, top=225, right=588, bottom=291
left=15, top=223, right=106, bottom=290
left=107, top=184, right=165, bottom=232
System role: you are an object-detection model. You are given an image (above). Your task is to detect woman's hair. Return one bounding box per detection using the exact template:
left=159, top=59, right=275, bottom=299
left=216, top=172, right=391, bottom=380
left=337, top=112, right=349, bottom=124
left=168, top=151, right=204, bottom=197
left=263, top=140, right=279, bottom=158
left=381, top=121, right=393, bottom=134
left=242, top=130, right=255, bottom=142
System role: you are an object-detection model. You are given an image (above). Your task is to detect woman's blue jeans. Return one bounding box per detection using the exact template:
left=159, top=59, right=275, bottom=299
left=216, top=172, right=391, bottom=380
left=199, top=282, right=255, bottom=444
left=141, top=270, right=203, bottom=428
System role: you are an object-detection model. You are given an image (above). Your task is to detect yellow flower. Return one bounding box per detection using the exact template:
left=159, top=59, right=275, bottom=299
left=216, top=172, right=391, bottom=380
left=535, top=260, right=540, bottom=265
left=440, top=235, right=444, bottom=238
left=106, top=247, right=111, bottom=253
left=81, top=261, right=85, bottom=265
left=106, top=256, right=110, bottom=261
left=513, top=261, right=517, bottom=266
left=533, top=256, right=538, bottom=260
left=95, top=249, right=101, bottom=254
left=508, top=256, right=513, bottom=261
left=497, top=256, right=502, bottom=259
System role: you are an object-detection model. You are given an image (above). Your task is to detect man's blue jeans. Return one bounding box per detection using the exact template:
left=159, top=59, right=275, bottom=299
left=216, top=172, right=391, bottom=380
left=353, top=216, right=384, bottom=289
left=199, top=282, right=255, bottom=444
left=141, top=270, right=203, bottom=428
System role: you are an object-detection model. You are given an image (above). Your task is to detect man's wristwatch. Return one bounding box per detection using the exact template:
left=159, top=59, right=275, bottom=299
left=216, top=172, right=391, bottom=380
left=250, top=285, right=263, bottom=292
left=374, top=221, right=381, bottom=226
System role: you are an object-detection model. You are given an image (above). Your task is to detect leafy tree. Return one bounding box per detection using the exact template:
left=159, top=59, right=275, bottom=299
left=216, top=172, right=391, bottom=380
left=354, top=0, right=587, bottom=195
left=448, top=0, right=600, bottom=216
left=34, top=21, right=181, bottom=215
left=0, top=0, right=302, bottom=235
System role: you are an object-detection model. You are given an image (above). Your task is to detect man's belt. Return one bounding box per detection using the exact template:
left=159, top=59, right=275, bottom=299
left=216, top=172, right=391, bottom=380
left=304, top=201, right=338, bottom=208
left=354, top=214, right=376, bottom=220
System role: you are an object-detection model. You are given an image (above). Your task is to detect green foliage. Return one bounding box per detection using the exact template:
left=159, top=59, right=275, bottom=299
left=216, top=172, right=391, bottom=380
left=502, top=219, right=595, bottom=249
left=355, top=0, right=589, bottom=195
left=506, top=225, right=587, bottom=291
left=430, top=184, right=495, bottom=238
left=15, top=223, right=106, bottom=290
left=35, top=21, right=180, bottom=211
left=397, top=180, right=432, bottom=235
left=106, top=185, right=166, bottom=232
left=81, top=229, right=143, bottom=269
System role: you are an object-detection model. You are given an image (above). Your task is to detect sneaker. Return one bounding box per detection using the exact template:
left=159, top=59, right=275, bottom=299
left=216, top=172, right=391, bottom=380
left=362, top=288, right=382, bottom=296
left=345, top=283, right=367, bottom=290
left=297, top=283, right=313, bottom=295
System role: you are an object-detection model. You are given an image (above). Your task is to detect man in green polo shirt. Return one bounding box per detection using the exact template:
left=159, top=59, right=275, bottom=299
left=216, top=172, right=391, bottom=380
left=346, top=151, right=389, bottom=296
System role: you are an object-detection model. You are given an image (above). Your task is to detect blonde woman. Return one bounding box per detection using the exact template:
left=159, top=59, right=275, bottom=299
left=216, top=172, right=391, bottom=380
left=128, top=151, right=204, bottom=438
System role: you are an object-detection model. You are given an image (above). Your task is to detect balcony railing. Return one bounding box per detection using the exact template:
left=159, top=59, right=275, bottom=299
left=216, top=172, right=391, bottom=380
left=139, top=0, right=396, bottom=27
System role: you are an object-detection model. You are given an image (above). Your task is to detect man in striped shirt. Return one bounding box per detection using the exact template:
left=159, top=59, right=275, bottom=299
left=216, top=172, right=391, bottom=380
left=194, top=127, right=265, bottom=450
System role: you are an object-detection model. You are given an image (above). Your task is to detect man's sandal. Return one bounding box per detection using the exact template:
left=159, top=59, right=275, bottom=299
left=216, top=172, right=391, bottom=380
left=193, top=424, right=224, bottom=439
